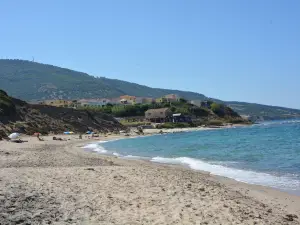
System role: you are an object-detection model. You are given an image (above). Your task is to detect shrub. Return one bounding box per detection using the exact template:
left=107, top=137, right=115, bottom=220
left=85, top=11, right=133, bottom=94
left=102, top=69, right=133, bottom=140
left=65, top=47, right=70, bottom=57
left=205, top=119, right=224, bottom=126
left=191, top=107, right=210, bottom=117
left=226, top=118, right=252, bottom=124
left=211, top=103, right=225, bottom=117
left=156, top=122, right=191, bottom=129
left=0, top=90, right=16, bottom=116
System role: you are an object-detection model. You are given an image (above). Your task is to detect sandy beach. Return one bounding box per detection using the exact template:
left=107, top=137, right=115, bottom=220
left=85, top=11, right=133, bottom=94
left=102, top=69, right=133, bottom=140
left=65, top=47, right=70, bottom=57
left=1, top=133, right=300, bottom=225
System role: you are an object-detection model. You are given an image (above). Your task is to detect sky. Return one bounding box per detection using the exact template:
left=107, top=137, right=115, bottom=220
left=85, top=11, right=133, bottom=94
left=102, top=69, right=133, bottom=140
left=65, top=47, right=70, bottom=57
left=1, top=0, right=300, bottom=108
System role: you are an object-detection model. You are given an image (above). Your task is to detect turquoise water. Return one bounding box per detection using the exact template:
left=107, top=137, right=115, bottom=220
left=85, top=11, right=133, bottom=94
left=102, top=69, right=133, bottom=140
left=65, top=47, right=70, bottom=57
left=84, top=120, right=300, bottom=193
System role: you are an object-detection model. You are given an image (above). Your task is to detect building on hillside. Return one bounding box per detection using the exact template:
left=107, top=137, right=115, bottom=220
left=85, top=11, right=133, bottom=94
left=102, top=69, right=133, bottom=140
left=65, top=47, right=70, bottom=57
left=119, top=95, right=136, bottom=104
left=142, top=97, right=155, bottom=104
left=145, top=108, right=172, bottom=123
left=78, top=98, right=111, bottom=107
left=42, top=99, right=72, bottom=108
left=120, top=99, right=129, bottom=104
left=172, top=113, right=192, bottom=123
left=164, top=94, right=180, bottom=102
left=135, top=97, right=155, bottom=104
left=98, top=98, right=111, bottom=106
left=156, top=94, right=180, bottom=104
left=69, top=100, right=81, bottom=108
left=110, top=97, right=121, bottom=105
left=155, top=97, right=168, bottom=103
left=135, top=97, right=144, bottom=104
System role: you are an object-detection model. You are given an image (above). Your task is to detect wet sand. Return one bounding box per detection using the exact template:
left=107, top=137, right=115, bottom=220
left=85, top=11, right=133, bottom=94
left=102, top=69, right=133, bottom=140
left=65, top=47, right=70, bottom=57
left=0, top=134, right=300, bottom=224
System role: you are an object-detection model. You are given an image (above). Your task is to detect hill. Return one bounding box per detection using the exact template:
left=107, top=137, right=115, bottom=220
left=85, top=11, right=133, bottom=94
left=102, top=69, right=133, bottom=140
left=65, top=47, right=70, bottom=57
left=0, top=90, right=124, bottom=139
left=0, top=59, right=206, bottom=101
left=226, top=101, right=300, bottom=120
left=1, top=59, right=300, bottom=120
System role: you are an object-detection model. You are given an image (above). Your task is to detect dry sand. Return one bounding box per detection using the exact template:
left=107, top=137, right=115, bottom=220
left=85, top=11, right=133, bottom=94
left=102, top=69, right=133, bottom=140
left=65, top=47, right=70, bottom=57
left=0, top=134, right=300, bottom=225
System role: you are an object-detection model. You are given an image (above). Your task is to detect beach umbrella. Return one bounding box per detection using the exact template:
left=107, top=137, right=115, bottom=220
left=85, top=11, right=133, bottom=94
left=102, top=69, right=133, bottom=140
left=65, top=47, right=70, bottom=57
left=33, top=132, right=41, bottom=136
left=8, top=133, right=20, bottom=139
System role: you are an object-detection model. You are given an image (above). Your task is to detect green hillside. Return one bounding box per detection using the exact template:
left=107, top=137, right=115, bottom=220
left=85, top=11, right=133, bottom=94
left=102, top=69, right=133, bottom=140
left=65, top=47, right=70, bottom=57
left=0, top=59, right=206, bottom=101
left=226, top=101, right=300, bottom=120
left=1, top=59, right=300, bottom=120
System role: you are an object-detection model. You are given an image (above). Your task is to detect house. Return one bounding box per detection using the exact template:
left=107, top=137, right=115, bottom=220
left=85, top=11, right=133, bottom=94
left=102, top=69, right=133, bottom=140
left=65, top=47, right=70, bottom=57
left=135, top=97, right=155, bottom=104
left=135, top=97, right=144, bottom=104
left=156, top=94, right=180, bottom=103
left=119, top=95, right=136, bottom=104
left=120, top=99, right=129, bottom=104
left=98, top=98, right=111, bottom=106
left=155, top=97, right=168, bottom=103
left=164, top=94, right=180, bottom=101
left=142, top=97, right=155, bottom=104
left=110, top=97, right=121, bottom=105
left=164, top=94, right=180, bottom=102
left=78, top=98, right=111, bottom=107
left=42, top=99, right=72, bottom=108
left=172, top=113, right=192, bottom=123
left=145, top=108, right=172, bottom=123
left=69, top=100, right=81, bottom=108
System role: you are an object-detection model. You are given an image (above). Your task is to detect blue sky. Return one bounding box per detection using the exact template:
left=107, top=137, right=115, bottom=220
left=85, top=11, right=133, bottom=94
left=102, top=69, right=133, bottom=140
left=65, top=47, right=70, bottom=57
left=1, top=0, right=300, bottom=108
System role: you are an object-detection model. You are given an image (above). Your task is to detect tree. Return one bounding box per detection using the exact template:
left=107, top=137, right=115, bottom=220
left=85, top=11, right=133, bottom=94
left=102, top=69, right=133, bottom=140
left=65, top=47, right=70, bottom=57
left=179, top=98, right=187, bottom=103
left=211, top=103, right=225, bottom=117
left=192, top=107, right=210, bottom=117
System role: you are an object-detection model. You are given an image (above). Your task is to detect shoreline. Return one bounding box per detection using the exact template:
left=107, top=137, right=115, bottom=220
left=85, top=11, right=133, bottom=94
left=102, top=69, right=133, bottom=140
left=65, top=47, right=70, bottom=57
left=140, top=123, right=249, bottom=135
left=1, top=134, right=300, bottom=224
left=92, top=126, right=300, bottom=197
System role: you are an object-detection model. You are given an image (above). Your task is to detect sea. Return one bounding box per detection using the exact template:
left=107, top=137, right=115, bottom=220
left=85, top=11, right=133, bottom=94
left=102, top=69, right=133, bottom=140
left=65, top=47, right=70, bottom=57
left=83, top=120, right=300, bottom=194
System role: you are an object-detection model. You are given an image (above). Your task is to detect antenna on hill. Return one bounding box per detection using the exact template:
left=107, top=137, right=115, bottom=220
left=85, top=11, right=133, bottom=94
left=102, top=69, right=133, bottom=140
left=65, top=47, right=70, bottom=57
left=32, top=56, right=34, bottom=62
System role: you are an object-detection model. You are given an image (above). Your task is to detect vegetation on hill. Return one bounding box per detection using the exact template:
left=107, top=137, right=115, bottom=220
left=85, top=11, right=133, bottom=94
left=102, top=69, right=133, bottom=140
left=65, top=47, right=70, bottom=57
left=0, top=90, right=125, bottom=139
left=0, top=90, right=16, bottom=116
left=0, top=59, right=206, bottom=101
left=80, top=101, right=209, bottom=118
left=80, top=99, right=248, bottom=126
left=1, top=59, right=300, bottom=120
left=226, top=101, right=300, bottom=120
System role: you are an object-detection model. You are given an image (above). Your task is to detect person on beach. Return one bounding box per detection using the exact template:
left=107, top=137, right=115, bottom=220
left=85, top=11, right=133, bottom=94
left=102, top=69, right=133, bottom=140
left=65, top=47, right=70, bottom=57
left=37, top=133, right=44, bottom=141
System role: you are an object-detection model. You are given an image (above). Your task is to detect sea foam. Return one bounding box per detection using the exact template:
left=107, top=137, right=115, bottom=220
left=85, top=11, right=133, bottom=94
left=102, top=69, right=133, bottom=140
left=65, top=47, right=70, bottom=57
left=151, top=156, right=300, bottom=191
left=82, top=142, right=108, bottom=153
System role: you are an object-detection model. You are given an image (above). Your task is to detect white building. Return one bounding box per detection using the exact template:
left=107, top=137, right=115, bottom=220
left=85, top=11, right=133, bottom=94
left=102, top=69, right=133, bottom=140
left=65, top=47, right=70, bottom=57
left=78, top=98, right=111, bottom=107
